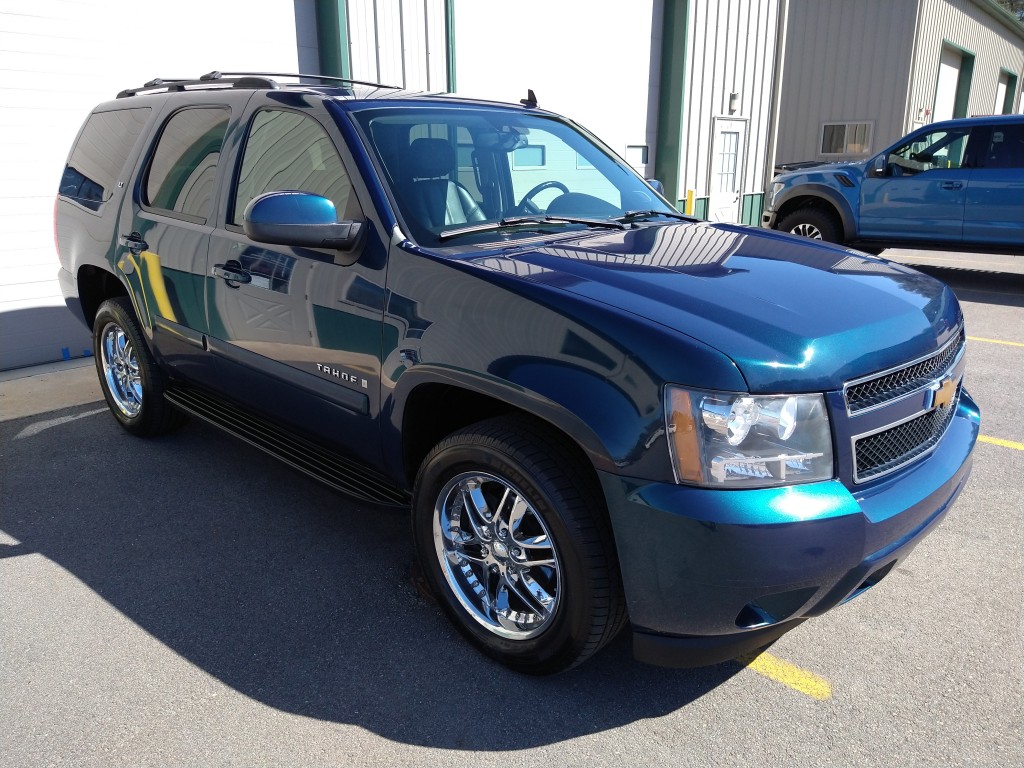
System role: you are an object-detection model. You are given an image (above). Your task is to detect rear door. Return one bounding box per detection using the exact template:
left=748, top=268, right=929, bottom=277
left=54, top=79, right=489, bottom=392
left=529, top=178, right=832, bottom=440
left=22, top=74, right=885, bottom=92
left=963, top=122, right=1024, bottom=246
left=205, top=94, right=387, bottom=463
left=116, top=90, right=251, bottom=370
left=859, top=124, right=974, bottom=242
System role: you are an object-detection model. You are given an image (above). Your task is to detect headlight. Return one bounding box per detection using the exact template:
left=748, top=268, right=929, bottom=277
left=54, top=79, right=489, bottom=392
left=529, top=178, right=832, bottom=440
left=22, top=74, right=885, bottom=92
left=665, top=386, right=833, bottom=488
left=766, top=181, right=785, bottom=210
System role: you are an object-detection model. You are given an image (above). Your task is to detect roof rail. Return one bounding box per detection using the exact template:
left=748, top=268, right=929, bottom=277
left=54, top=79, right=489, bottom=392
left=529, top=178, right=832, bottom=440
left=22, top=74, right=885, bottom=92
left=116, top=71, right=280, bottom=99
left=215, top=71, right=402, bottom=90
left=116, top=70, right=403, bottom=99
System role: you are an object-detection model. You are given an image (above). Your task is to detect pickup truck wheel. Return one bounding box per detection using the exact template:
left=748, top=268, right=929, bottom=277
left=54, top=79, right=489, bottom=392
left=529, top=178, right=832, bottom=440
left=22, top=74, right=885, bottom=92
left=412, top=416, right=625, bottom=674
left=777, top=208, right=840, bottom=243
left=93, top=297, right=183, bottom=436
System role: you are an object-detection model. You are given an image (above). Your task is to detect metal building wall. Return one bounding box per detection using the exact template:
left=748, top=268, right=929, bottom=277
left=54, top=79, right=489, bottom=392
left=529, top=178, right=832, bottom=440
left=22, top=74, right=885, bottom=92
left=679, top=0, right=780, bottom=221
left=773, top=0, right=919, bottom=168
left=0, top=0, right=302, bottom=370
left=346, top=0, right=449, bottom=91
left=909, top=0, right=1024, bottom=123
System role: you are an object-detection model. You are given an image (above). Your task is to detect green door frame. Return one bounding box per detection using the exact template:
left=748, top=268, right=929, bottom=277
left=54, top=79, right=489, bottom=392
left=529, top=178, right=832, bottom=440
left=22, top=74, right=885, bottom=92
left=653, top=0, right=689, bottom=208
left=315, top=0, right=352, bottom=79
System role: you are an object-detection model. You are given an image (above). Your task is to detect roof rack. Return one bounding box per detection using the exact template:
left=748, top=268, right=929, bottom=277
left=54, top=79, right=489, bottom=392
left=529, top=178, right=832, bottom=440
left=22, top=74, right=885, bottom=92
left=216, top=71, right=401, bottom=90
left=116, top=70, right=401, bottom=99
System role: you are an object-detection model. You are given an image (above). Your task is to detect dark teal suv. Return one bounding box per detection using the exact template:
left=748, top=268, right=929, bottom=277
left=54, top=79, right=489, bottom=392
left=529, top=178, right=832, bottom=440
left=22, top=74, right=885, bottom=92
left=763, top=115, right=1024, bottom=251
left=56, top=72, right=980, bottom=674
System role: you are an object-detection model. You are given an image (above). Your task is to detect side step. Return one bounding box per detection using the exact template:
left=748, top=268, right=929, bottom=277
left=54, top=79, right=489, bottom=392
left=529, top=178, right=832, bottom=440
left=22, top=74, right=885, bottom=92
left=164, top=385, right=410, bottom=508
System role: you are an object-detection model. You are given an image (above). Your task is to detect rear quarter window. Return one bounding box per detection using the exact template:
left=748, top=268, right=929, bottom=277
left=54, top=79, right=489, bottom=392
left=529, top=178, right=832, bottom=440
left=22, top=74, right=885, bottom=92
left=144, top=107, right=231, bottom=222
left=59, top=108, right=151, bottom=212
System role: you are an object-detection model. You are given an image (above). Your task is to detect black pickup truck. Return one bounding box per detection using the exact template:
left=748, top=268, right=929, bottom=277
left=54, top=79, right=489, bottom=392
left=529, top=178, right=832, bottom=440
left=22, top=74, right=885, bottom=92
left=56, top=72, right=979, bottom=674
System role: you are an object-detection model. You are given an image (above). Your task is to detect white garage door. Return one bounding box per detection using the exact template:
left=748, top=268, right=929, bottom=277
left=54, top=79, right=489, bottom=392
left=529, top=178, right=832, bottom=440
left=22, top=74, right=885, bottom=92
left=934, top=46, right=962, bottom=123
left=0, top=1, right=305, bottom=370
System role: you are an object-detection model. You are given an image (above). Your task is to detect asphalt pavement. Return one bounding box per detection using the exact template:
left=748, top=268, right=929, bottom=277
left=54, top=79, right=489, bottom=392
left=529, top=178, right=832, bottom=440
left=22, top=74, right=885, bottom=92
left=1, top=265, right=1021, bottom=767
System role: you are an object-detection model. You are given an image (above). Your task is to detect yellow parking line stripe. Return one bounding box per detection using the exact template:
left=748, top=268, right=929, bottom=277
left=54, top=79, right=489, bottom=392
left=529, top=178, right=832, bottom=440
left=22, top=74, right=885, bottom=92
left=736, top=651, right=832, bottom=701
left=979, top=435, right=1024, bottom=451
left=967, top=336, right=1024, bottom=348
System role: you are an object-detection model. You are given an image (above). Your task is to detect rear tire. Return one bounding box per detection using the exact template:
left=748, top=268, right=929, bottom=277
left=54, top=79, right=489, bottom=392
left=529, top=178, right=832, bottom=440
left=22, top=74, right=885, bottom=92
left=412, top=416, right=626, bottom=674
left=777, top=208, right=841, bottom=243
left=93, top=296, right=184, bottom=436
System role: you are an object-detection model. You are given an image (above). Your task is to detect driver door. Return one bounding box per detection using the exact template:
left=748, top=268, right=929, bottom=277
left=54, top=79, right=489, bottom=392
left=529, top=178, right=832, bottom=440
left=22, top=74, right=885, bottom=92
left=859, top=126, right=974, bottom=242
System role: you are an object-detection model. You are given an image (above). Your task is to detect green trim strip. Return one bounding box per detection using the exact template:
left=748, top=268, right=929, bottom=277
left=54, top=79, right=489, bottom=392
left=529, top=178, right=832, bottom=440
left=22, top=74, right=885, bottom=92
left=693, top=197, right=708, bottom=220
left=445, top=0, right=457, bottom=92
left=741, top=193, right=764, bottom=226
left=316, top=0, right=351, bottom=79
left=654, top=0, right=689, bottom=205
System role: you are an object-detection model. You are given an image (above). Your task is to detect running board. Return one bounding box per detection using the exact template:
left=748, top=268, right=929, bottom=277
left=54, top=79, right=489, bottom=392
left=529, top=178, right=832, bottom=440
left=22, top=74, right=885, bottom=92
left=164, top=385, right=410, bottom=507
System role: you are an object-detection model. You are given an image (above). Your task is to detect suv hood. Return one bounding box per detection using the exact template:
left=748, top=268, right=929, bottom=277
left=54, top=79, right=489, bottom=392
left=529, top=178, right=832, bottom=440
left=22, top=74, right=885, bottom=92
left=466, top=222, right=962, bottom=392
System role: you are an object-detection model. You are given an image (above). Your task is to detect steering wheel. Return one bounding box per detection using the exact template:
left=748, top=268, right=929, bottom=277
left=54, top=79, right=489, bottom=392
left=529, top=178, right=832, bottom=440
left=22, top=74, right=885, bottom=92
left=514, top=181, right=570, bottom=214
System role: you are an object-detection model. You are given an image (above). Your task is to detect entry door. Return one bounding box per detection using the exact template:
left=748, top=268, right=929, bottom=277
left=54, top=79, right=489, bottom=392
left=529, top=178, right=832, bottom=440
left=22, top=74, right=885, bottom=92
left=709, top=119, right=746, bottom=223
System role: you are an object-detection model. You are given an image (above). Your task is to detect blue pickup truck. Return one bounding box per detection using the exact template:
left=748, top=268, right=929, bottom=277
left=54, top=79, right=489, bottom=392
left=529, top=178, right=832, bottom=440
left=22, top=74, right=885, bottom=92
left=57, top=72, right=980, bottom=673
left=763, top=115, right=1024, bottom=251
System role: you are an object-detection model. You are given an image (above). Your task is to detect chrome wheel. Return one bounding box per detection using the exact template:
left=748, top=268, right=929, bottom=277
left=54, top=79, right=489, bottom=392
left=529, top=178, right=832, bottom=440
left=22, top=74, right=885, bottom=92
left=433, top=471, right=562, bottom=640
left=99, top=321, right=143, bottom=418
left=789, top=222, right=823, bottom=239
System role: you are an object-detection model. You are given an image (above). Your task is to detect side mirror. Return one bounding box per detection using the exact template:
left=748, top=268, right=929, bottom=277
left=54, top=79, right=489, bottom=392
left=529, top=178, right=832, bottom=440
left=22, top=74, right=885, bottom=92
left=868, top=155, right=888, bottom=178
left=243, top=191, right=363, bottom=250
left=646, top=178, right=666, bottom=195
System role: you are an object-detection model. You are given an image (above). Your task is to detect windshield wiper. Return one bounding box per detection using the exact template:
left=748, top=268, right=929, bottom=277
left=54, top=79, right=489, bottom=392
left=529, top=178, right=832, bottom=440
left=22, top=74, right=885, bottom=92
left=438, top=215, right=626, bottom=242
left=617, top=209, right=695, bottom=223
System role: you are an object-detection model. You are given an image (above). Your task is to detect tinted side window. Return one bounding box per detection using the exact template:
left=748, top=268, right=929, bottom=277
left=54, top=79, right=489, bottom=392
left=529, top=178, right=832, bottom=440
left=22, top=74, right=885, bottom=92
left=888, top=128, right=970, bottom=174
left=980, top=124, right=1024, bottom=169
left=145, top=108, right=230, bottom=221
left=233, top=109, right=358, bottom=225
left=60, top=108, right=151, bottom=212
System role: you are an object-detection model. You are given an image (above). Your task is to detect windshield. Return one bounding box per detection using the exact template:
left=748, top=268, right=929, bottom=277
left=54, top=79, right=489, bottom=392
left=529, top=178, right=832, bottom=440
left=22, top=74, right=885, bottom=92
left=351, top=106, right=675, bottom=246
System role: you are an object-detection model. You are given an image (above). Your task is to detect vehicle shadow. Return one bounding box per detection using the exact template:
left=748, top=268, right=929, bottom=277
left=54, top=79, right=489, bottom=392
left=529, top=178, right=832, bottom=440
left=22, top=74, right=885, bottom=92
left=1, top=403, right=744, bottom=750
left=913, top=266, right=1024, bottom=309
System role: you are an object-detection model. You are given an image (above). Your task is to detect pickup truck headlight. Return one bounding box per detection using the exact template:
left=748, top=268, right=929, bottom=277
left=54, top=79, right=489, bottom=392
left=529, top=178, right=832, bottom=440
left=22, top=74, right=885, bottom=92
left=665, top=386, right=833, bottom=488
left=766, top=181, right=785, bottom=210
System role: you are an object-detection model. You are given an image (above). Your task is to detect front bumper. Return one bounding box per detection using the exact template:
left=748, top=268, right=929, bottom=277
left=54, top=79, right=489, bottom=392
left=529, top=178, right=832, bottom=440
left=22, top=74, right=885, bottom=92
left=601, top=391, right=980, bottom=667
left=761, top=210, right=778, bottom=228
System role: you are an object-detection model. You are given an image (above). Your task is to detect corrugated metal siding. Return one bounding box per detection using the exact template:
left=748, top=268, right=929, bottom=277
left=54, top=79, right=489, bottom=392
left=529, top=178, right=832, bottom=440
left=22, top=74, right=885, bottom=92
left=909, top=0, right=1024, bottom=125
left=679, top=0, right=779, bottom=200
left=774, top=0, right=918, bottom=166
left=346, top=0, right=448, bottom=90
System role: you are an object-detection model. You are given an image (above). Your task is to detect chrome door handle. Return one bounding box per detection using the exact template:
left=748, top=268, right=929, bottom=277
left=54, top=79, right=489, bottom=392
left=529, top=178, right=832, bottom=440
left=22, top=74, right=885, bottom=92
left=212, top=262, right=252, bottom=284
left=940, top=181, right=963, bottom=190
left=118, top=232, right=148, bottom=254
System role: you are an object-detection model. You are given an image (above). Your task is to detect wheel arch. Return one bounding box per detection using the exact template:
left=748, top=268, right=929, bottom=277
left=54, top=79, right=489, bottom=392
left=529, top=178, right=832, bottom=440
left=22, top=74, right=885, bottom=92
left=390, top=367, right=625, bottom=490
left=77, top=264, right=130, bottom=329
left=773, top=186, right=855, bottom=241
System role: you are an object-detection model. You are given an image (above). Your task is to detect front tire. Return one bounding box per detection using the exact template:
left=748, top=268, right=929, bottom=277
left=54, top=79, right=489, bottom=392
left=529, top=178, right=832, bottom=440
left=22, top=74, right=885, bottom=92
left=412, top=416, right=626, bottom=674
left=777, top=207, right=841, bottom=243
left=93, top=296, right=183, bottom=436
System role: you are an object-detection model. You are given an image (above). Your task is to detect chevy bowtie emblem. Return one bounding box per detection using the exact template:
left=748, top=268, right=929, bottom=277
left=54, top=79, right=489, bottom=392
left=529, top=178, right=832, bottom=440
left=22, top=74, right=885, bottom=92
left=931, top=375, right=959, bottom=410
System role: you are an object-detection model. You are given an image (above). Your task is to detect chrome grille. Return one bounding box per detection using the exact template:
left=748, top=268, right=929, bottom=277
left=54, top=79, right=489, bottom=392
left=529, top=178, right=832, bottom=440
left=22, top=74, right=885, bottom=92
left=845, top=329, right=966, bottom=414
left=853, top=394, right=959, bottom=482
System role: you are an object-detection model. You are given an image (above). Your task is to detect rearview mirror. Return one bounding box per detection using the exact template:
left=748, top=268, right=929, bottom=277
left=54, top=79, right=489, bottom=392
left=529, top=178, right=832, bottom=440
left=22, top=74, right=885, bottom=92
left=243, top=191, right=363, bottom=250
left=646, top=178, right=666, bottom=195
left=868, top=155, right=888, bottom=178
